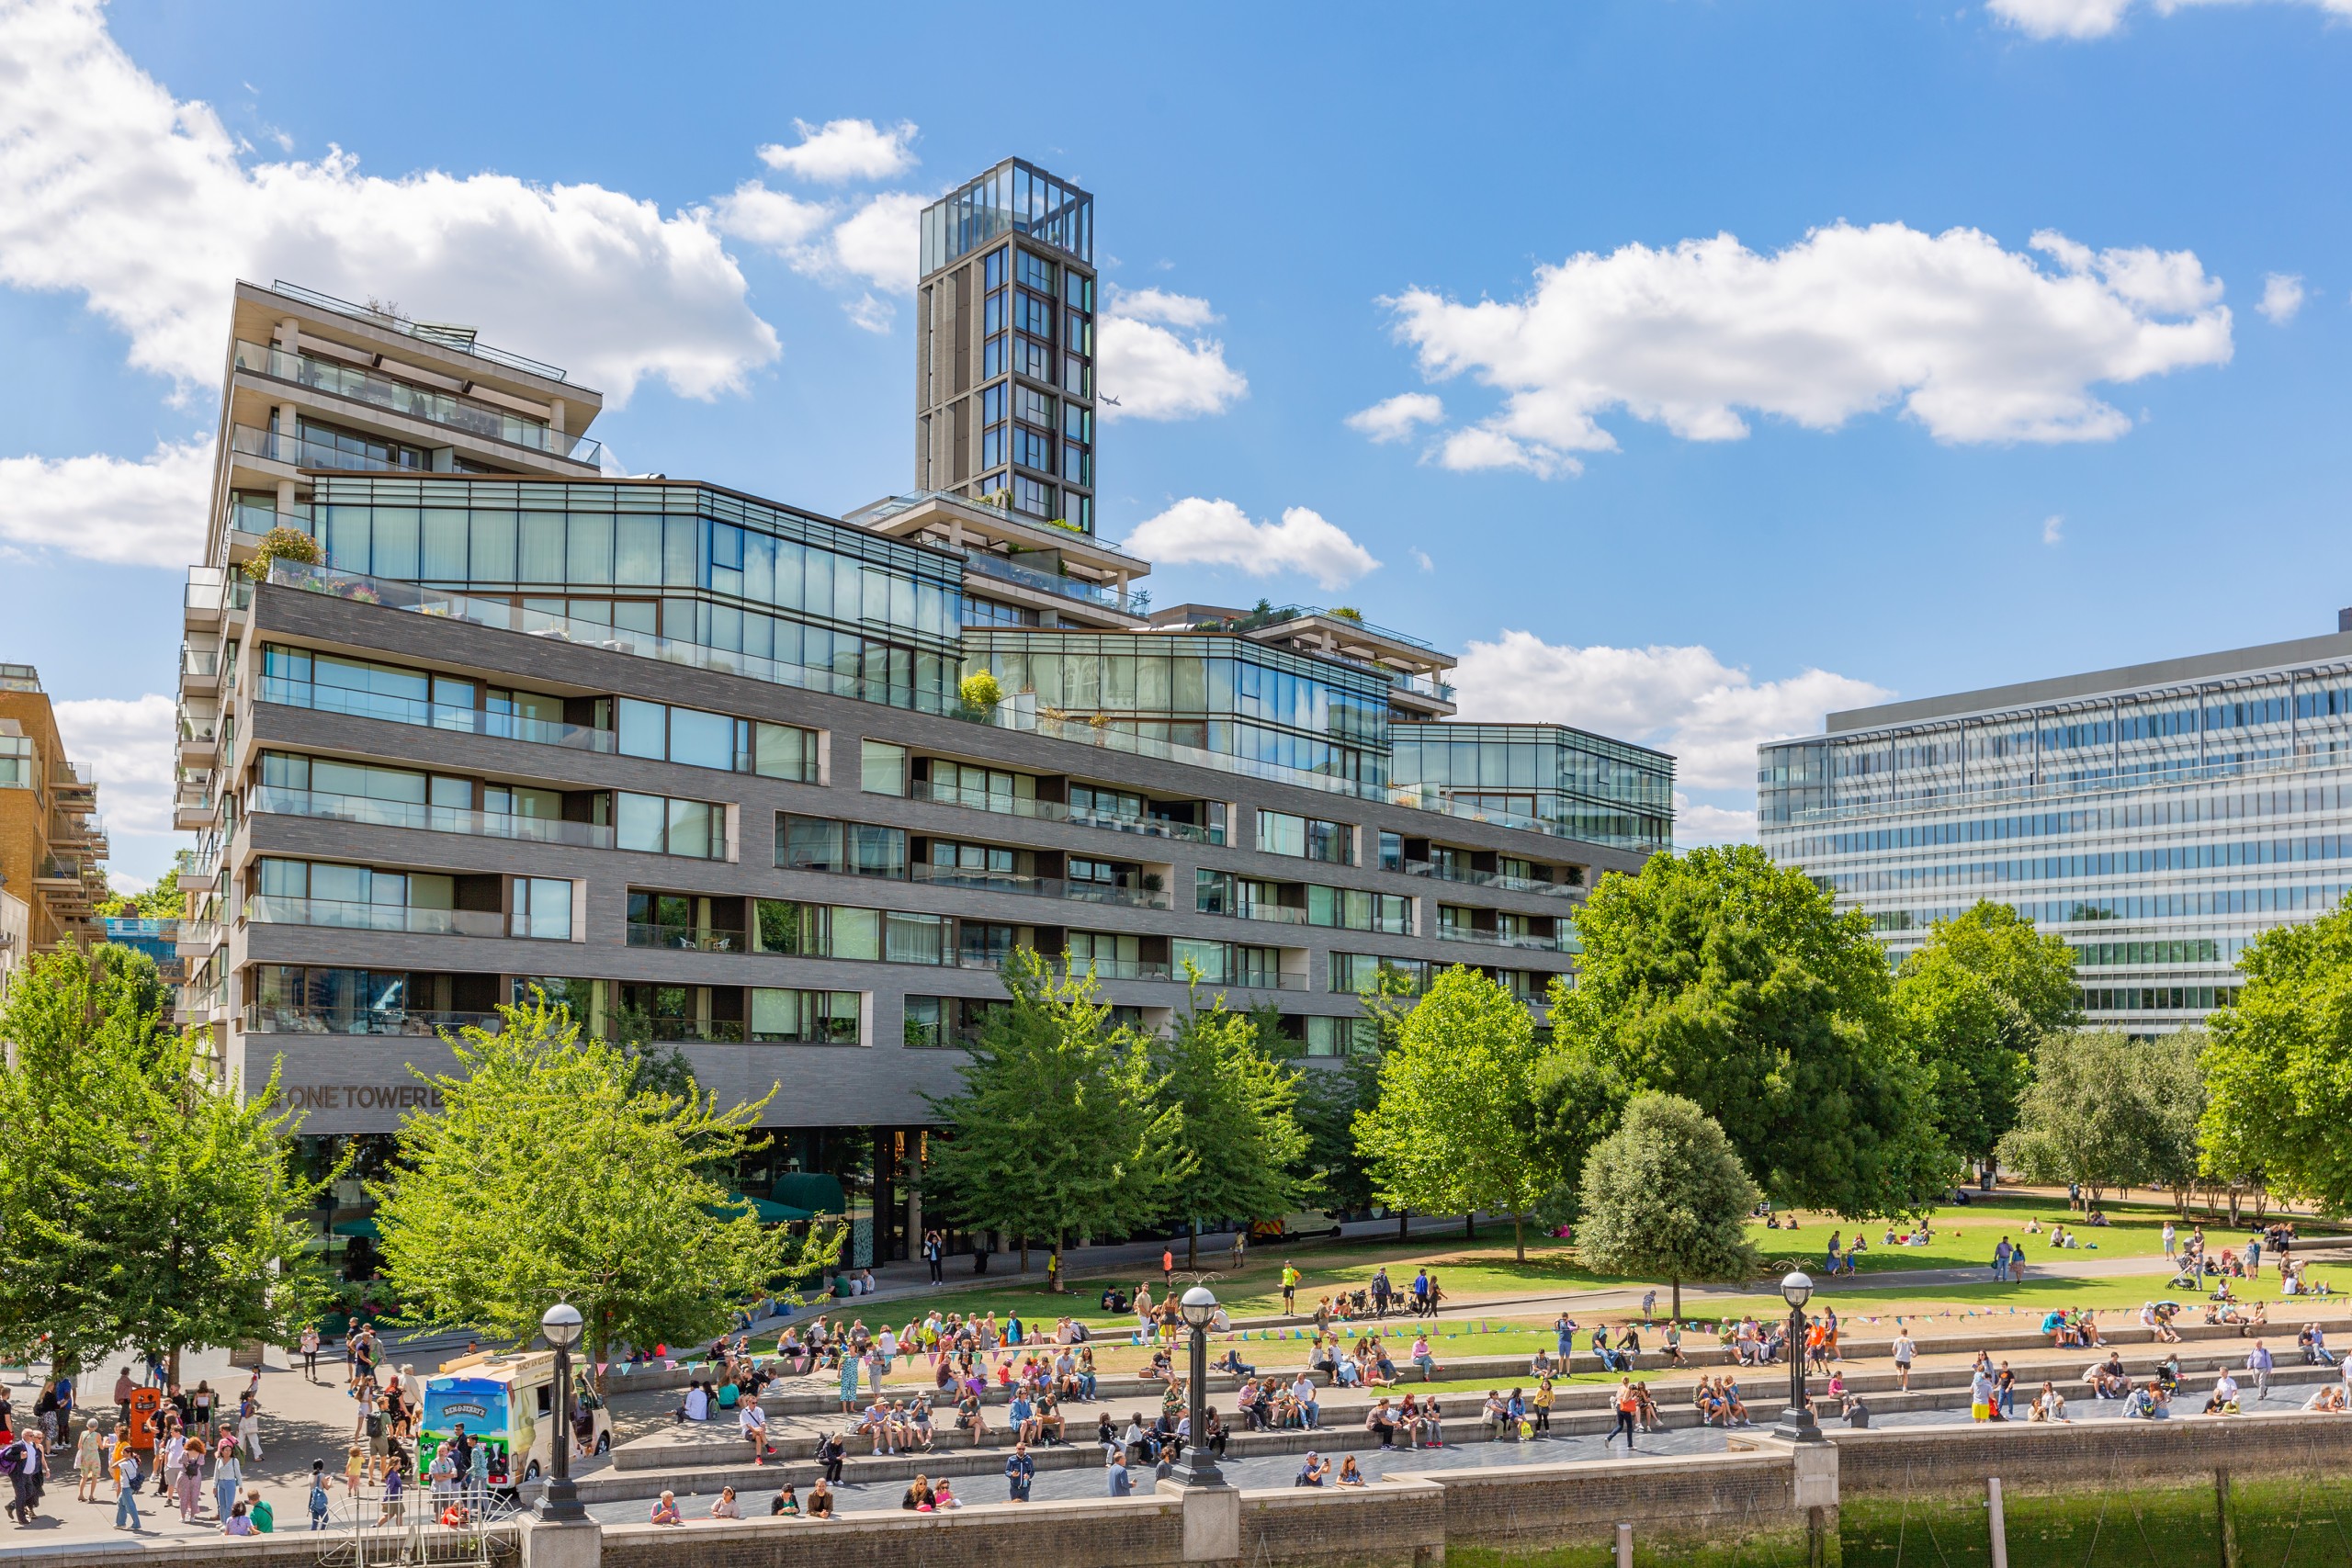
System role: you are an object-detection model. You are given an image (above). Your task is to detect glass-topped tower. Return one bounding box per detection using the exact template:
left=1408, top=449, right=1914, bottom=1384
left=914, top=160, right=1097, bottom=534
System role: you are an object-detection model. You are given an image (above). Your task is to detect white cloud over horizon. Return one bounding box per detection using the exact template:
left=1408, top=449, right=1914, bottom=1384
left=1122, top=499, right=1379, bottom=591
left=1450, top=634, right=1890, bottom=838
left=1381, top=221, right=2233, bottom=477
left=756, top=119, right=918, bottom=184
left=1989, top=0, right=2352, bottom=38
left=1099, top=288, right=1249, bottom=422
left=0, top=0, right=782, bottom=407
left=1346, top=392, right=1445, bottom=444
left=0, top=439, right=211, bottom=566
left=53, top=693, right=177, bottom=874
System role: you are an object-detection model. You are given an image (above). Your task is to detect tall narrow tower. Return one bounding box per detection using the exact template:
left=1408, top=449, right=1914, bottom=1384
left=913, top=160, right=1097, bottom=534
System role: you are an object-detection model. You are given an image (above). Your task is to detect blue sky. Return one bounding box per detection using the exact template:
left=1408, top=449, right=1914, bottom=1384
left=5, top=0, right=2350, bottom=883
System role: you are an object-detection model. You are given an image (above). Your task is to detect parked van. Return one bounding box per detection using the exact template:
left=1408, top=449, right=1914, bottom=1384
left=421, top=1349, right=611, bottom=1484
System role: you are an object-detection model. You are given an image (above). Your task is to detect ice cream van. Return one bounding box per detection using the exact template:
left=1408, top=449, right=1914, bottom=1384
left=421, top=1349, right=611, bottom=1485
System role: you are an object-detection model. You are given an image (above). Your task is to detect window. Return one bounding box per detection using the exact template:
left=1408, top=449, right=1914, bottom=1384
left=1012, top=427, right=1056, bottom=473
left=511, top=877, right=573, bottom=941
left=1304, top=1016, right=1376, bottom=1058
left=748, top=988, right=862, bottom=1044
left=1069, top=783, right=1143, bottom=820
left=1258, top=809, right=1352, bottom=863
left=931, top=840, right=1019, bottom=877
left=754, top=721, right=818, bottom=781
left=1306, top=886, right=1414, bottom=934
left=861, top=739, right=908, bottom=795
left=775, top=815, right=907, bottom=879
left=959, top=922, right=1021, bottom=967
left=616, top=792, right=725, bottom=859
left=616, top=697, right=751, bottom=772
left=1066, top=931, right=1141, bottom=976
left=930, top=761, right=1037, bottom=810
left=1014, top=385, right=1054, bottom=426
left=1378, top=831, right=1404, bottom=872
left=1329, top=953, right=1427, bottom=995
left=1173, top=939, right=1228, bottom=984
left=1012, top=476, right=1054, bottom=517
left=904, top=995, right=1005, bottom=1049
left=1015, top=250, right=1057, bottom=294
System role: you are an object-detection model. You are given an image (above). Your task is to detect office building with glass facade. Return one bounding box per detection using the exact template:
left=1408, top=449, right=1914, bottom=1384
left=175, top=239, right=1671, bottom=1268
left=1758, top=616, right=2352, bottom=1031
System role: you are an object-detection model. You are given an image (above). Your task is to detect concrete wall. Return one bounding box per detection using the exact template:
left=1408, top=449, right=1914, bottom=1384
left=1833, top=1409, right=2352, bottom=1495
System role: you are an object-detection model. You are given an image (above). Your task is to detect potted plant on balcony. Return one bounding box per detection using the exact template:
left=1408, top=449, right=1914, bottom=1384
left=242, top=525, right=322, bottom=583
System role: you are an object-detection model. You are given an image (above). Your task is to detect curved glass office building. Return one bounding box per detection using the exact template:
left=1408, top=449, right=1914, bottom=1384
left=1758, top=615, right=2352, bottom=1031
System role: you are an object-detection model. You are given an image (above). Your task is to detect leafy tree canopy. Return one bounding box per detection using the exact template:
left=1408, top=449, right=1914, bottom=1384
left=1997, top=1029, right=2203, bottom=1210
left=1544, top=844, right=1947, bottom=1220
left=371, top=995, right=830, bottom=1381
left=2201, top=895, right=2352, bottom=1209
left=1153, top=986, right=1307, bottom=1264
left=1575, top=1092, right=1761, bottom=1319
left=1893, top=900, right=2080, bottom=1165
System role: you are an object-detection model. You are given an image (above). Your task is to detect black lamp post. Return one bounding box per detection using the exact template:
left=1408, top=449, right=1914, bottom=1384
left=1773, top=1270, right=1823, bottom=1442
left=537, top=1303, right=588, bottom=1520
left=1178, top=1286, right=1224, bottom=1486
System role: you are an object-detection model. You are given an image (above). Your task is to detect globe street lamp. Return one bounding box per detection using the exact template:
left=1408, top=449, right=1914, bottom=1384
left=1773, top=1271, right=1823, bottom=1443
left=1178, top=1286, right=1224, bottom=1486
left=537, top=1303, right=588, bottom=1520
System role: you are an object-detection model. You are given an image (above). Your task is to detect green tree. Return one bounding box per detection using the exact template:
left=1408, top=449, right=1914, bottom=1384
left=925, top=951, right=1174, bottom=1285
left=1893, top=902, right=2078, bottom=1170
left=372, top=995, right=830, bottom=1384
left=1353, top=964, right=1552, bottom=1259
left=0, top=942, right=339, bottom=1378
left=2200, top=897, right=2352, bottom=1212
left=134, top=859, right=186, bottom=919
left=1544, top=845, right=1947, bottom=1219
left=1153, top=987, right=1307, bottom=1266
left=1996, top=1030, right=2203, bottom=1211
left=1276, top=973, right=1410, bottom=1223
left=1574, top=1093, right=1761, bottom=1319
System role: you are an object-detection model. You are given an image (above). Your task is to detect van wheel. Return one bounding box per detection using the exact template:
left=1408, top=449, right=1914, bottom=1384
left=525, top=1461, right=540, bottom=1482
left=594, top=1434, right=610, bottom=1455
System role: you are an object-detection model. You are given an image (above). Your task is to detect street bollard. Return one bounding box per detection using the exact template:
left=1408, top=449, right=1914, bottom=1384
left=1988, top=1477, right=2008, bottom=1568
left=1617, top=1521, right=1633, bottom=1568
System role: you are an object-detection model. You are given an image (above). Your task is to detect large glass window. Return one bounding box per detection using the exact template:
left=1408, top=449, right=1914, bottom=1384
left=749, top=989, right=862, bottom=1045
left=775, top=815, right=907, bottom=879
left=1258, top=809, right=1352, bottom=863
left=616, top=792, right=725, bottom=858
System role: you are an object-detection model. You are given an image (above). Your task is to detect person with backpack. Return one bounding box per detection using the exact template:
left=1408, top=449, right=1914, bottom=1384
left=309, top=1461, right=332, bottom=1530
left=175, top=1439, right=204, bottom=1521
left=111, top=1442, right=141, bottom=1532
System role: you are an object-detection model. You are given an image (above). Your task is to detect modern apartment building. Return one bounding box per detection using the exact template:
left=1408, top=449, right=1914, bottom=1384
left=913, top=159, right=1097, bottom=534
left=0, top=664, right=109, bottom=990
left=175, top=241, right=1671, bottom=1267
left=1758, top=613, right=2352, bottom=1032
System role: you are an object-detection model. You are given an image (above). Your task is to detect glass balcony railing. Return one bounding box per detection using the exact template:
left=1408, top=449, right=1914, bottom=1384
left=232, top=341, right=601, bottom=465
left=249, top=786, right=616, bottom=850
left=626, top=922, right=747, bottom=953
left=1189, top=969, right=1310, bottom=992
left=266, top=281, right=578, bottom=384
left=245, top=1002, right=508, bottom=1037
left=254, top=674, right=620, bottom=755
left=232, top=423, right=432, bottom=474
left=182, top=644, right=220, bottom=679
left=1056, top=956, right=1175, bottom=983
left=1437, top=926, right=1577, bottom=953
left=1403, top=862, right=1585, bottom=899
left=906, top=779, right=1220, bottom=843
left=243, top=896, right=513, bottom=939
left=961, top=549, right=1134, bottom=613
left=903, top=863, right=1172, bottom=908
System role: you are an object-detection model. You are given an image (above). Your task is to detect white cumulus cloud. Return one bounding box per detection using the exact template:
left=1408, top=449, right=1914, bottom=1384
left=2258, top=273, right=2307, bottom=324
left=0, top=0, right=779, bottom=405
left=1990, top=0, right=2352, bottom=38
left=0, top=439, right=211, bottom=565
left=1451, top=632, right=1890, bottom=794
left=53, top=693, right=176, bottom=858
left=709, top=181, right=833, bottom=253
left=1676, top=798, right=1762, bottom=846
left=757, top=119, right=918, bottom=184
left=1122, top=499, right=1379, bottom=591
left=2042, top=513, right=2065, bottom=546
left=1099, top=288, right=1248, bottom=422
left=711, top=184, right=923, bottom=330
left=1380, top=221, right=2233, bottom=477
left=1345, top=392, right=1445, bottom=444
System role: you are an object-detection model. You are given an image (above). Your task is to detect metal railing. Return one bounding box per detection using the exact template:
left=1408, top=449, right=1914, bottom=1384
left=233, top=339, right=602, bottom=464
left=907, top=778, right=1219, bottom=843
left=232, top=423, right=435, bottom=474
left=254, top=674, right=619, bottom=754
left=244, top=1002, right=507, bottom=1037
left=1403, top=861, right=1585, bottom=899
left=962, top=548, right=1135, bottom=612
left=268, top=279, right=580, bottom=385
left=626, top=921, right=746, bottom=953
left=1437, top=925, right=1577, bottom=953
left=182, top=644, right=220, bottom=678
left=249, top=785, right=616, bottom=849
left=906, top=863, right=1172, bottom=908
left=1057, top=956, right=1175, bottom=982
left=243, top=896, right=513, bottom=939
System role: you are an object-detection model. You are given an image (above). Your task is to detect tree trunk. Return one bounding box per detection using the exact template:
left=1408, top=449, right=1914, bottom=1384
left=1187, top=1221, right=1198, bottom=1269
left=1672, top=1278, right=1682, bottom=1321
left=1465, top=1213, right=1476, bottom=1240
left=1020, top=1237, right=1030, bottom=1275
left=1397, top=1208, right=1408, bottom=1240
left=1514, top=1214, right=1524, bottom=1263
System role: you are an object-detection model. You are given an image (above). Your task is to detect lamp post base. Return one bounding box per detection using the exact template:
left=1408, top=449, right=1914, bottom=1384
left=1774, top=1405, right=1826, bottom=1443
left=1175, top=1454, right=1226, bottom=1489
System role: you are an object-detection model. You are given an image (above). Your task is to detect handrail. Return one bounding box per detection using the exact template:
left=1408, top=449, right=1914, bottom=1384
left=243, top=896, right=513, bottom=938
left=232, top=340, right=602, bottom=464
left=249, top=786, right=616, bottom=850
left=255, top=674, right=619, bottom=754
left=266, top=280, right=582, bottom=386
left=907, top=779, right=1221, bottom=844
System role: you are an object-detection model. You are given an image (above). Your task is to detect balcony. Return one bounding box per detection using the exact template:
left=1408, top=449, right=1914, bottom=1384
left=175, top=921, right=220, bottom=955
left=36, top=858, right=84, bottom=887
left=232, top=340, right=602, bottom=467
left=1403, top=862, right=1585, bottom=900
left=244, top=1001, right=506, bottom=1037
left=249, top=786, right=616, bottom=850
left=181, top=643, right=220, bottom=693
left=266, top=281, right=580, bottom=384
left=627, top=922, right=747, bottom=953
left=181, top=850, right=220, bottom=891
left=51, top=761, right=95, bottom=798
left=177, top=714, right=220, bottom=766
left=183, top=568, right=254, bottom=630
left=1056, top=956, right=1176, bottom=983
left=1437, top=926, right=1577, bottom=954
left=175, top=782, right=216, bottom=832
left=905, top=863, right=1171, bottom=909
left=254, top=675, right=618, bottom=754
left=230, top=423, right=433, bottom=476
left=961, top=548, right=1136, bottom=613
left=907, top=778, right=1219, bottom=844
left=243, top=896, right=514, bottom=939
